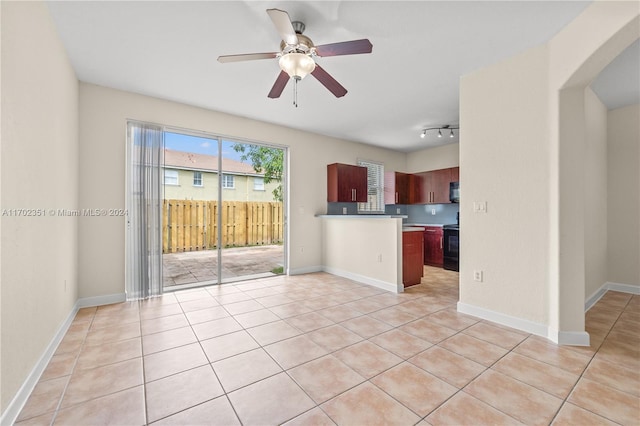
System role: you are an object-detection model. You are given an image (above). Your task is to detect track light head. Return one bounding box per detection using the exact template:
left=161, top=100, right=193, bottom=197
left=420, top=125, right=459, bottom=139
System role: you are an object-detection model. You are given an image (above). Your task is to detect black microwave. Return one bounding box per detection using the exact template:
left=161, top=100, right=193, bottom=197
left=449, top=182, right=460, bottom=203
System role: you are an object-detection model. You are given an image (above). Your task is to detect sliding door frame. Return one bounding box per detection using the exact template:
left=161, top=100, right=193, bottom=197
left=160, top=125, right=289, bottom=288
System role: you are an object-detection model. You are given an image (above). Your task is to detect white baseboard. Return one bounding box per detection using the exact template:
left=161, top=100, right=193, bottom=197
left=0, top=302, right=79, bottom=426
left=460, top=282, right=640, bottom=347
left=77, top=292, right=126, bottom=308
left=457, top=301, right=549, bottom=338
left=585, top=285, right=609, bottom=311
left=1, top=292, right=125, bottom=425
left=549, top=330, right=591, bottom=346
left=586, top=281, right=640, bottom=311
left=322, top=266, right=402, bottom=294
left=607, top=281, right=640, bottom=295
left=288, top=265, right=323, bottom=275
left=457, top=302, right=590, bottom=346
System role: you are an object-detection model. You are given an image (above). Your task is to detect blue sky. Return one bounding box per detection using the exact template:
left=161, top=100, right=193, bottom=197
left=164, top=132, right=244, bottom=161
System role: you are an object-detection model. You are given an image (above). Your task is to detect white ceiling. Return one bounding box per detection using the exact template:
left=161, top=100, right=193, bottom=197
left=46, top=1, right=637, bottom=152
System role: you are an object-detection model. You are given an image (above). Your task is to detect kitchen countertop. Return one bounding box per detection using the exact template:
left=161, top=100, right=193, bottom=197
left=317, top=214, right=408, bottom=219
left=404, top=223, right=445, bottom=227
left=402, top=226, right=424, bottom=232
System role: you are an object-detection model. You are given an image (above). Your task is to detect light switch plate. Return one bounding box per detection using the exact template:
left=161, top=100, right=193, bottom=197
left=473, top=201, right=487, bottom=213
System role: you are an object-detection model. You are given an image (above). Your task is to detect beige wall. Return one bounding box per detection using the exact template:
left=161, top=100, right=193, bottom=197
left=459, top=1, right=638, bottom=343
left=163, top=169, right=280, bottom=202
left=78, top=83, right=407, bottom=298
left=1, top=1, right=79, bottom=412
left=406, top=143, right=459, bottom=173
left=607, top=103, right=640, bottom=287
left=322, top=218, right=402, bottom=291
left=583, top=88, right=609, bottom=299
left=459, top=45, right=551, bottom=326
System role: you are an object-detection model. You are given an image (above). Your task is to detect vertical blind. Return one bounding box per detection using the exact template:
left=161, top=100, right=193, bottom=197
left=126, top=121, right=164, bottom=300
left=357, top=159, right=385, bottom=213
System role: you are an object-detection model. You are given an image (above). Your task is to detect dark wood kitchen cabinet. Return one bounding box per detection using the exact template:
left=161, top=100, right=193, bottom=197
left=450, top=166, right=460, bottom=183
left=417, top=169, right=452, bottom=204
left=384, top=172, right=410, bottom=204
left=403, top=230, right=424, bottom=287
left=327, top=163, right=368, bottom=202
left=423, top=226, right=444, bottom=267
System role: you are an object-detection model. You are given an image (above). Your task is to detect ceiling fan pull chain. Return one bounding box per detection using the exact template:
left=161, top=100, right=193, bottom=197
left=293, top=77, right=298, bottom=108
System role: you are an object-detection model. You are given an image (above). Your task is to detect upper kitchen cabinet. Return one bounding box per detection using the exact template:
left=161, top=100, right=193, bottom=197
left=384, top=172, right=417, bottom=204
left=417, top=168, right=451, bottom=204
left=450, top=166, right=459, bottom=182
left=327, top=163, right=368, bottom=202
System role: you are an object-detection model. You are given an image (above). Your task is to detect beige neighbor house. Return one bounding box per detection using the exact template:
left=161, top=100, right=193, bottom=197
left=162, top=149, right=280, bottom=202
left=1, top=1, right=639, bottom=425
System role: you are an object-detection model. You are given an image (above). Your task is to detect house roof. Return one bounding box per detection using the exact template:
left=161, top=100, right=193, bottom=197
left=164, top=149, right=260, bottom=176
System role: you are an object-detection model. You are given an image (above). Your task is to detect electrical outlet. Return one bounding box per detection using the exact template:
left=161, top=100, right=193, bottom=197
left=431, top=208, right=436, bottom=215
left=396, top=208, right=401, bottom=214
left=377, top=254, right=383, bottom=262
left=473, top=270, right=483, bottom=282
left=342, top=207, right=348, bottom=215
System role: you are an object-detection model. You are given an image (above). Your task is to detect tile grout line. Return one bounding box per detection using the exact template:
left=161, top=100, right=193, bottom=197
left=47, top=308, right=96, bottom=426
left=547, top=300, right=631, bottom=425
left=21, top=276, right=637, bottom=426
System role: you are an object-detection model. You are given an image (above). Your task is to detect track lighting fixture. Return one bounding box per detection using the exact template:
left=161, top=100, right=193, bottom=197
left=419, top=125, right=459, bottom=139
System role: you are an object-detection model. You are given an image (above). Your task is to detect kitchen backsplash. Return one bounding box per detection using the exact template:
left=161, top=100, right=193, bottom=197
left=326, top=203, right=409, bottom=215
left=407, top=203, right=459, bottom=225
left=325, top=202, right=456, bottom=225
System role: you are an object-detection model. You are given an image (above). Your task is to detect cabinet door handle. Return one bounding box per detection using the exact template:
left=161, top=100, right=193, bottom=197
left=440, top=237, right=443, bottom=249
left=395, top=192, right=398, bottom=204
left=352, top=188, right=356, bottom=201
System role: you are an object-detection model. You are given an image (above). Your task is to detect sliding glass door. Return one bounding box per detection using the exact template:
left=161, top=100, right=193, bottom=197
left=219, top=140, right=285, bottom=283
left=161, top=130, right=286, bottom=291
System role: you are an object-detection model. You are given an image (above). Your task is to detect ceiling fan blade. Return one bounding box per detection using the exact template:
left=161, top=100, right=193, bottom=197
left=217, top=52, right=279, bottom=63
left=266, top=8, right=299, bottom=46
left=311, top=65, right=347, bottom=98
left=268, top=71, right=290, bottom=99
left=314, top=39, right=373, bottom=57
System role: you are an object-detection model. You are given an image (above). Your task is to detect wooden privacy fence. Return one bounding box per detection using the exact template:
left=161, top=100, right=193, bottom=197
left=162, top=199, right=284, bottom=253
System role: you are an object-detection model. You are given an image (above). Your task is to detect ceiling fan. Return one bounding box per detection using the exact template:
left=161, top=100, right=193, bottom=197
left=217, top=8, right=373, bottom=103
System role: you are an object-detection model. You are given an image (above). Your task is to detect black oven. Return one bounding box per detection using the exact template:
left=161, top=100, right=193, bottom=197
left=443, top=224, right=459, bottom=271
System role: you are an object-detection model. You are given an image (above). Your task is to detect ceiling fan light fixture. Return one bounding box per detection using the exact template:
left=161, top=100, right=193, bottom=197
left=279, top=52, right=316, bottom=80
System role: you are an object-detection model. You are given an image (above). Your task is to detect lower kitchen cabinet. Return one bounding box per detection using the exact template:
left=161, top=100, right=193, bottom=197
left=423, top=226, right=444, bottom=267
left=403, top=231, right=424, bottom=287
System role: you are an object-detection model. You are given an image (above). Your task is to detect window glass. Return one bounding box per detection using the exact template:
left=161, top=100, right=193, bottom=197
left=357, top=160, right=384, bottom=213
left=222, top=174, right=235, bottom=188
left=164, top=169, right=179, bottom=185
left=253, top=177, right=265, bottom=191
left=193, top=171, right=203, bottom=186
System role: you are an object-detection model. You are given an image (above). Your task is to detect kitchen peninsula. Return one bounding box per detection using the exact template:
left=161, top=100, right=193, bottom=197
left=317, top=215, right=424, bottom=293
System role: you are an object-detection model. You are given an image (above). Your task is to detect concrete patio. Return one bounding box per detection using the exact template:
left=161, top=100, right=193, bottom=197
left=163, top=245, right=284, bottom=289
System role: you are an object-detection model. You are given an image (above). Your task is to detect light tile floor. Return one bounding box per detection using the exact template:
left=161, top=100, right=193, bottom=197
left=15, top=267, right=640, bottom=425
